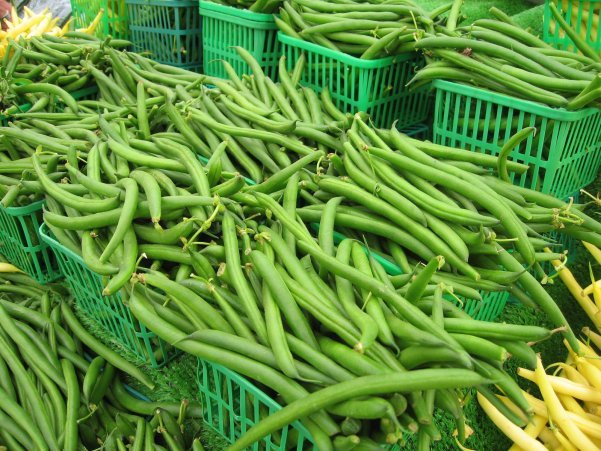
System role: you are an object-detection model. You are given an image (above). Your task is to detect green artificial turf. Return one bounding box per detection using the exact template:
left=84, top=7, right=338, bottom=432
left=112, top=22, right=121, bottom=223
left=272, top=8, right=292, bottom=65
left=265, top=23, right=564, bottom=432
left=512, top=4, right=546, bottom=36
left=419, top=0, right=536, bottom=24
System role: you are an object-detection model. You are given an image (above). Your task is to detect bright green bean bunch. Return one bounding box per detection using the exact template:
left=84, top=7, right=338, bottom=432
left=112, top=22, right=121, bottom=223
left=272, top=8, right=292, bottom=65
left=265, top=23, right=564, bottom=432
left=0, top=270, right=205, bottom=450
left=411, top=8, right=601, bottom=109
left=276, top=0, right=438, bottom=59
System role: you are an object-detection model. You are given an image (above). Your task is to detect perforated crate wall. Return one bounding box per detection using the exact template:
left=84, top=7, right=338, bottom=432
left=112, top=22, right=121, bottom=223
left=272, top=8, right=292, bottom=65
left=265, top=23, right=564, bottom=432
left=543, top=0, right=601, bottom=53
left=433, top=80, right=601, bottom=200
left=127, top=0, right=202, bottom=70
left=199, top=1, right=280, bottom=79
left=279, top=32, right=430, bottom=130
left=0, top=201, right=61, bottom=284
left=70, top=0, right=129, bottom=39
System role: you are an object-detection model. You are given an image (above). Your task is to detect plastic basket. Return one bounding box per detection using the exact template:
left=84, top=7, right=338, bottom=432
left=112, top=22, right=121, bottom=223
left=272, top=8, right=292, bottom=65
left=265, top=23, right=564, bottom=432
left=70, top=0, right=129, bottom=39
left=126, top=0, right=202, bottom=70
left=199, top=1, right=280, bottom=79
left=279, top=33, right=430, bottom=130
left=543, top=0, right=601, bottom=53
left=452, top=291, right=509, bottom=322
left=196, top=359, right=316, bottom=450
left=432, top=80, right=601, bottom=200
left=0, top=201, right=61, bottom=284
left=39, top=223, right=175, bottom=368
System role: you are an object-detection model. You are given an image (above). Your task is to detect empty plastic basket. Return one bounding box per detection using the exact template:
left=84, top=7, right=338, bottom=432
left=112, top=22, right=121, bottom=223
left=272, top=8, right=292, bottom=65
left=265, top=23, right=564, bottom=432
left=127, top=0, right=202, bottom=70
left=279, top=32, right=430, bottom=130
left=543, top=0, right=601, bottom=53
left=0, top=201, right=61, bottom=284
left=432, top=79, right=601, bottom=200
left=199, top=1, right=280, bottom=79
left=70, top=0, right=129, bottom=39
left=39, top=223, right=175, bottom=367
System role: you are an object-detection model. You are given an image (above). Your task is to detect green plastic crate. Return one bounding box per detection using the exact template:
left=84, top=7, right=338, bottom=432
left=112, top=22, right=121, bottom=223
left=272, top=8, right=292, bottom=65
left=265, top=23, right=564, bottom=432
left=452, top=291, right=509, bottom=322
left=196, top=359, right=316, bottom=450
left=199, top=1, right=280, bottom=79
left=70, top=0, right=129, bottom=39
left=279, top=32, right=430, bottom=130
left=432, top=79, right=601, bottom=200
left=39, top=223, right=174, bottom=368
left=0, top=201, right=61, bottom=284
left=543, top=0, right=601, bottom=53
left=126, top=0, right=202, bottom=71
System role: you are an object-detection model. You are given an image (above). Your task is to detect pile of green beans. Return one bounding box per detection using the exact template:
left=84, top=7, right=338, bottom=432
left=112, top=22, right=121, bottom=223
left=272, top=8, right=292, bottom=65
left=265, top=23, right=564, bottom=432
left=203, top=0, right=281, bottom=13
left=0, top=268, right=205, bottom=451
left=4, top=34, right=601, bottom=449
left=128, top=215, right=556, bottom=450
left=0, top=34, right=127, bottom=117
left=410, top=7, right=601, bottom=109
left=276, top=0, right=437, bottom=59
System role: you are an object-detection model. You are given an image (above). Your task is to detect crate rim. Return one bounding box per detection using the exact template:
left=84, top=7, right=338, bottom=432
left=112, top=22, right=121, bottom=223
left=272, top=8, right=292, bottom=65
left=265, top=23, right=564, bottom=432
left=278, top=31, right=417, bottom=68
left=39, top=222, right=83, bottom=264
left=199, top=0, right=278, bottom=25
left=432, top=79, right=600, bottom=121
left=0, top=199, right=45, bottom=217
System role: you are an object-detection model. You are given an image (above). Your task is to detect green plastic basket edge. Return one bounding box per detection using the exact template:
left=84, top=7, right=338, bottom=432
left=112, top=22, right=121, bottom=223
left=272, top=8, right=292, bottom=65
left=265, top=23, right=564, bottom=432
left=432, top=79, right=600, bottom=121
left=0, top=199, right=45, bottom=217
left=278, top=32, right=415, bottom=68
left=39, top=223, right=84, bottom=267
left=199, top=1, right=278, bottom=26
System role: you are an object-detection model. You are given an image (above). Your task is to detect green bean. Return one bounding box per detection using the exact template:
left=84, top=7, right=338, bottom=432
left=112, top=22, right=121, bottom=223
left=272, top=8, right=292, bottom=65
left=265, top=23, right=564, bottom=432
left=33, top=154, right=119, bottom=213
left=549, top=3, right=600, bottom=62
left=131, top=169, right=162, bottom=225
left=223, top=212, right=268, bottom=343
left=103, top=228, right=138, bottom=295
left=351, top=242, right=395, bottom=348
left=190, top=109, right=313, bottom=157
left=60, top=360, right=79, bottom=451
left=260, top=280, right=299, bottom=379
left=247, top=151, right=324, bottom=194
left=140, top=271, right=232, bottom=333
left=107, top=138, right=185, bottom=171
left=399, top=346, right=462, bottom=370
left=298, top=206, right=435, bottom=262
left=494, top=244, right=577, bottom=350
left=65, top=162, right=121, bottom=197
left=443, top=318, right=550, bottom=341
left=415, top=36, right=554, bottom=77
left=134, top=219, right=194, bottom=245
left=250, top=250, right=318, bottom=349
left=99, top=178, right=138, bottom=262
